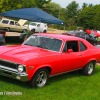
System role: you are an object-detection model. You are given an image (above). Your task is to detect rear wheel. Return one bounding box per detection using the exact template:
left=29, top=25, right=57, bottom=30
left=29, top=68, right=49, bottom=88
left=31, top=29, right=35, bottom=33
left=80, top=61, right=95, bottom=76
left=43, top=30, right=47, bottom=33
left=5, top=27, right=10, bottom=31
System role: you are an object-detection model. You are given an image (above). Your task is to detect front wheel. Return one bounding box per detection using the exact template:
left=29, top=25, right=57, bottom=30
left=29, top=68, right=49, bottom=88
left=22, top=29, right=27, bottom=33
left=80, top=61, right=95, bottom=76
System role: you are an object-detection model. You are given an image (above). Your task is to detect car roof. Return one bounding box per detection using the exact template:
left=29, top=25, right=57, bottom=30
left=1, top=18, right=16, bottom=22
left=34, top=33, right=86, bottom=41
left=30, top=22, right=47, bottom=24
left=66, top=31, right=86, bottom=35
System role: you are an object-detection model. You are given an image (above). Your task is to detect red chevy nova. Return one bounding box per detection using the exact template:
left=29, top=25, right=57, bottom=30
left=0, top=33, right=100, bottom=88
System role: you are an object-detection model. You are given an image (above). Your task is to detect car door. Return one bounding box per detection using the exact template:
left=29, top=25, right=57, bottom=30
left=36, top=24, right=42, bottom=32
left=59, top=41, right=83, bottom=72
left=9, top=21, right=15, bottom=31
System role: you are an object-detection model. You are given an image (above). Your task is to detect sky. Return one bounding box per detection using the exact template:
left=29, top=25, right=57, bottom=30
left=51, top=0, right=100, bottom=8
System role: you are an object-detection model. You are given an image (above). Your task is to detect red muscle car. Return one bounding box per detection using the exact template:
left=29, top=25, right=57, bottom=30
left=0, top=33, right=100, bottom=88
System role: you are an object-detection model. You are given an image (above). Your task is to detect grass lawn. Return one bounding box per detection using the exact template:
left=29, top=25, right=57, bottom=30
left=0, top=64, right=100, bottom=100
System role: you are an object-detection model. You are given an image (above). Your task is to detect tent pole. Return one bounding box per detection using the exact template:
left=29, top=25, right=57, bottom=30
left=52, top=24, right=53, bottom=33
left=39, top=22, right=41, bottom=33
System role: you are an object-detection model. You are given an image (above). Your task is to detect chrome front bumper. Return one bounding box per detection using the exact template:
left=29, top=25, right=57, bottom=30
left=0, top=68, right=28, bottom=82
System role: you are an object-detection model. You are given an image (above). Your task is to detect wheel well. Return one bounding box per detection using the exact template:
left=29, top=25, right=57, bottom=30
left=30, top=67, right=51, bottom=81
left=43, top=30, right=47, bottom=33
left=35, top=67, right=51, bottom=75
left=90, top=60, right=96, bottom=64
left=31, top=29, right=35, bottom=33
left=45, top=67, right=51, bottom=74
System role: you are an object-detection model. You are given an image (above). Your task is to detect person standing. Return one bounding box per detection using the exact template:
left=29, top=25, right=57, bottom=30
left=24, top=29, right=34, bottom=41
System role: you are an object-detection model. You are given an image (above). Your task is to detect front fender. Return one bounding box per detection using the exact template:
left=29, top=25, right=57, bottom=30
left=28, top=64, right=52, bottom=81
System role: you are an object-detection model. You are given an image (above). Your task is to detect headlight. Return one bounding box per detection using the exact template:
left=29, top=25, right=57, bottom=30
left=18, top=65, right=24, bottom=72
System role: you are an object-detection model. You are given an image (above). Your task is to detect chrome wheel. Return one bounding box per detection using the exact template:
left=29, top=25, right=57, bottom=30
left=36, top=71, right=47, bottom=87
left=29, top=68, right=49, bottom=88
left=79, top=61, right=95, bottom=76
left=88, top=62, right=93, bottom=74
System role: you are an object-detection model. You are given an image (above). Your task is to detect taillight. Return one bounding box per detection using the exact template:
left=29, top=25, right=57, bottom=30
left=2, top=32, right=5, bottom=36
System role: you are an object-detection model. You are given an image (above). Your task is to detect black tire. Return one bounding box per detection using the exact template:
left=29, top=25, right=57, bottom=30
left=80, top=61, right=95, bottom=76
left=29, top=68, right=49, bottom=88
left=5, top=27, right=10, bottom=31
left=22, top=29, right=27, bottom=33
left=43, top=30, right=47, bottom=33
left=31, top=29, right=35, bottom=33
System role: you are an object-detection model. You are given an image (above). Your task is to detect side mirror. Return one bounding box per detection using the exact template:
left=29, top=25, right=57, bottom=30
left=68, top=49, right=73, bottom=53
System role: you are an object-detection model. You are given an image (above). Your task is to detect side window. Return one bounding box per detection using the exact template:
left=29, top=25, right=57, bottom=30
left=63, top=41, right=79, bottom=52
left=81, top=33, right=85, bottom=36
left=1, top=20, right=9, bottom=24
left=15, top=22, right=20, bottom=26
left=37, top=24, right=40, bottom=27
left=10, top=21, right=14, bottom=25
left=79, top=42, right=87, bottom=51
left=86, top=34, right=90, bottom=38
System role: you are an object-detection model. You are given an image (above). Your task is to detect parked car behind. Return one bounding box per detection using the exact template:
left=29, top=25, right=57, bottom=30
left=0, top=33, right=100, bottom=88
left=24, top=22, right=48, bottom=33
left=0, top=34, right=6, bottom=45
left=86, top=30, right=100, bottom=37
left=0, top=19, right=27, bottom=33
left=62, top=31, right=98, bottom=45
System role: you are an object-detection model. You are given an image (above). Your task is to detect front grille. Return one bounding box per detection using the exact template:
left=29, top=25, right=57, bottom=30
left=0, top=59, right=18, bottom=70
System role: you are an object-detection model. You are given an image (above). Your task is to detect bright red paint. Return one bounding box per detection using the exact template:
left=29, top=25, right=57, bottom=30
left=86, top=30, right=100, bottom=37
left=0, top=33, right=100, bottom=81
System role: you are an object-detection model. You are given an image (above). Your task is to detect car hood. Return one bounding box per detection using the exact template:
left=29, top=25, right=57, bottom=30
left=0, top=45, right=56, bottom=64
left=18, top=19, right=27, bottom=26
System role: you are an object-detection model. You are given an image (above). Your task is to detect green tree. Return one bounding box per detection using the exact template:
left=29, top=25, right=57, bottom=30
left=65, top=1, right=80, bottom=27
left=0, top=0, right=37, bottom=13
left=88, top=3, right=93, bottom=7
left=0, top=0, right=51, bottom=14
left=43, top=2, right=62, bottom=18
left=66, top=1, right=79, bottom=19
left=93, top=5, right=100, bottom=30
left=79, top=6, right=97, bottom=29
left=35, top=0, right=51, bottom=8
left=82, top=3, right=88, bottom=9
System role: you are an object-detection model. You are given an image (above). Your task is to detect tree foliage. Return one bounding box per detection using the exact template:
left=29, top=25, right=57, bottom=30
left=43, top=2, right=62, bottom=18
left=66, top=1, right=79, bottom=19
left=0, top=0, right=51, bottom=14
left=79, top=5, right=100, bottom=30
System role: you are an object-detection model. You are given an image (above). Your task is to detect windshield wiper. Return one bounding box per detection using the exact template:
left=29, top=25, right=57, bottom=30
left=24, top=43, right=33, bottom=46
left=37, top=45, right=48, bottom=49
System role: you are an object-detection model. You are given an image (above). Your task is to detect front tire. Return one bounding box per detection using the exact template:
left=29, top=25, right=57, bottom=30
left=80, top=61, right=95, bottom=76
left=29, top=68, right=49, bottom=88
left=22, top=29, right=27, bottom=33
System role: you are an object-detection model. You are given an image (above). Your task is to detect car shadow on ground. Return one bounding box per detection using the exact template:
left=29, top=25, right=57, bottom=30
left=0, top=67, right=100, bottom=89
left=0, top=75, right=30, bottom=89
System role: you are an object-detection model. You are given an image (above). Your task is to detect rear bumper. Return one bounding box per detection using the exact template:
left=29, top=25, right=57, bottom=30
left=0, top=68, right=28, bottom=82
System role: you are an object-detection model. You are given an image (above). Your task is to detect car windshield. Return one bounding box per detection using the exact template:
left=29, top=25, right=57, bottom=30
left=23, top=35, right=62, bottom=52
left=29, top=23, right=37, bottom=26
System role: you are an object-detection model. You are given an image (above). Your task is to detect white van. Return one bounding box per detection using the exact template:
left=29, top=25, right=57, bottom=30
left=24, top=22, right=48, bottom=33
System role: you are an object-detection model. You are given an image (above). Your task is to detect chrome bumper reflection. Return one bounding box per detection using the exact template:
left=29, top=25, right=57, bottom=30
left=0, top=68, right=28, bottom=82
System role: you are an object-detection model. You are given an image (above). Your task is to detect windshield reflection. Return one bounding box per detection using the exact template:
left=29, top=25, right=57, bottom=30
left=23, top=35, right=62, bottom=52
